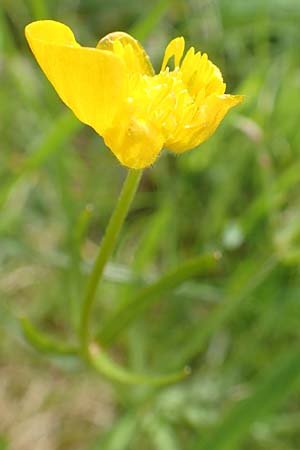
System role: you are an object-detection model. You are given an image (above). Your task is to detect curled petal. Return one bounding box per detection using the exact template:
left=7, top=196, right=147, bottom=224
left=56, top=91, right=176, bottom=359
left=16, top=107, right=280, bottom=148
left=97, top=31, right=154, bottom=76
left=25, top=20, right=126, bottom=135
left=167, top=94, right=244, bottom=153
left=181, top=49, right=225, bottom=98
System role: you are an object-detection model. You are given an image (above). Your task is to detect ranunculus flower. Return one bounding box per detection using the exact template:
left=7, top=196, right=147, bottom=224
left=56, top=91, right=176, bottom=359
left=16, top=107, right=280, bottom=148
left=25, top=20, right=243, bottom=169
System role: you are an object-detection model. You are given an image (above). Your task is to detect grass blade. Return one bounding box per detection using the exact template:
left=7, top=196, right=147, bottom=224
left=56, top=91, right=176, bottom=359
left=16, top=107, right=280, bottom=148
left=130, top=0, right=171, bottom=41
left=164, top=256, right=277, bottom=368
left=0, top=111, right=81, bottom=209
left=190, top=346, right=300, bottom=450
left=87, top=413, right=138, bottom=450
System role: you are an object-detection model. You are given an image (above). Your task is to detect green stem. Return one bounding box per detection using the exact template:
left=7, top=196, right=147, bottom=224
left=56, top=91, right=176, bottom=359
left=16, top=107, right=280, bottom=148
left=79, top=168, right=143, bottom=353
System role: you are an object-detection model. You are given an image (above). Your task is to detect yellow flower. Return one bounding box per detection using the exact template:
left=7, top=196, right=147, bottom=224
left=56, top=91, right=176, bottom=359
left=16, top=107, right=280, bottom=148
left=25, top=20, right=243, bottom=169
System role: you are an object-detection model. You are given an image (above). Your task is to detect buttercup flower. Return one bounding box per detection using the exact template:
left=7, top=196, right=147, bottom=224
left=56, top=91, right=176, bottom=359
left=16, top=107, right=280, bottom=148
left=25, top=20, right=243, bottom=169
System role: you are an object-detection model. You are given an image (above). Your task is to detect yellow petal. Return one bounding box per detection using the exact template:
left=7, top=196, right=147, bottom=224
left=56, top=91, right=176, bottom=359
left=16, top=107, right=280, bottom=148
left=181, top=50, right=225, bottom=98
left=167, top=94, right=244, bottom=153
left=25, top=20, right=126, bottom=135
left=103, top=115, right=164, bottom=169
left=161, top=37, right=185, bottom=71
left=97, top=31, right=154, bottom=76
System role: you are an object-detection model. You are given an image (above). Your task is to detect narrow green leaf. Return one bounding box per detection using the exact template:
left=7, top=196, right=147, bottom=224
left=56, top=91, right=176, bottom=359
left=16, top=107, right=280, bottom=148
left=97, top=253, right=220, bottom=346
left=89, top=343, right=189, bottom=386
left=20, top=317, right=77, bottom=356
left=190, top=346, right=300, bottom=450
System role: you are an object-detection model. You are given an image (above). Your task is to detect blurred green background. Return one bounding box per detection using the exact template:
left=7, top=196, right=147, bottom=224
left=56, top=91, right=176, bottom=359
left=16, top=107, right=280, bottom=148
left=1, top=0, right=300, bottom=449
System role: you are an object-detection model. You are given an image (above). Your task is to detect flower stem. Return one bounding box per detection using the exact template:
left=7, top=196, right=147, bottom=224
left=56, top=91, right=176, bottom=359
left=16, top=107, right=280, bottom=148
left=80, top=168, right=143, bottom=353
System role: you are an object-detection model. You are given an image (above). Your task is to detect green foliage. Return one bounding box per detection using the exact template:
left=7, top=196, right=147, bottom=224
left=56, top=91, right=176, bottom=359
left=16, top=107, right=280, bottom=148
left=1, top=0, right=300, bottom=449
